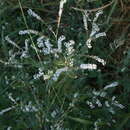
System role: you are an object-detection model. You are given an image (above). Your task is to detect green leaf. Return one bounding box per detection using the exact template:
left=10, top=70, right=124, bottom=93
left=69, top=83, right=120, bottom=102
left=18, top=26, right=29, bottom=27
left=68, top=116, right=93, bottom=125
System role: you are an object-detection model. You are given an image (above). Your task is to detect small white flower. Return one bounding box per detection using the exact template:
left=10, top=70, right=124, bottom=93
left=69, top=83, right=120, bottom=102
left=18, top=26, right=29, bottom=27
left=51, top=110, right=57, bottom=118
left=86, top=101, right=95, bottom=109
left=43, top=70, right=53, bottom=80
left=121, top=67, right=126, bottom=72
left=105, top=101, right=110, bottom=107
left=25, top=39, right=29, bottom=51
left=96, top=99, right=102, bottom=107
left=7, top=126, right=12, bottom=130
left=80, top=63, right=97, bottom=70
left=92, top=89, right=100, bottom=96
left=111, top=97, right=125, bottom=109
left=90, top=23, right=100, bottom=37
left=112, top=119, right=116, bottom=123
left=43, top=75, right=51, bottom=80
left=69, top=102, right=74, bottom=107
left=108, top=107, right=115, bottom=114
left=5, top=36, right=21, bottom=49
left=114, top=102, right=125, bottom=109
left=21, top=101, right=38, bottom=112
left=112, top=96, right=116, bottom=101
left=37, top=36, right=45, bottom=48
left=0, top=106, right=15, bottom=115
left=95, top=32, right=106, bottom=38
left=86, top=38, right=92, bottom=49
left=104, top=82, right=119, bottom=90
left=27, top=9, right=42, bottom=21
left=87, top=55, right=106, bottom=66
left=83, top=14, right=88, bottom=31
left=64, top=40, right=75, bottom=56
left=52, top=67, right=68, bottom=81
left=85, top=10, right=105, bottom=49
left=74, top=93, right=79, bottom=98
left=20, top=39, right=30, bottom=59
left=83, top=10, right=91, bottom=31
left=100, top=91, right=107, bottom=97
left=33, top=68, right=44, bottom=80
left=19, top=30, right=39, bottom=35
left=44, top=39, right=53, bottom=54
left=8, top=93, right=16, bottom=104
left=57, top=35, right=66, bottom=52
left=93, top=10, right=103, bottom=23
left=20, top=51, right=29, bottom=59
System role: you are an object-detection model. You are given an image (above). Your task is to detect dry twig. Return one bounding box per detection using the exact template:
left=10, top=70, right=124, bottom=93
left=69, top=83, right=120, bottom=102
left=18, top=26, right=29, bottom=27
left=71, top=1, right=114, bottom=12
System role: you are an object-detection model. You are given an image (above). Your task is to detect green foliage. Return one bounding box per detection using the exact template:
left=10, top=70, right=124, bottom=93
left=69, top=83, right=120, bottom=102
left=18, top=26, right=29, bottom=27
left=0, top=0, right=130, bottom=129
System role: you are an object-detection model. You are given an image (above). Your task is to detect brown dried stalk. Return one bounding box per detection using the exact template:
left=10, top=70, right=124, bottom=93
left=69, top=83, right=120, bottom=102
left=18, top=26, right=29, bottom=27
left=71, top=1, right=114, bottom=12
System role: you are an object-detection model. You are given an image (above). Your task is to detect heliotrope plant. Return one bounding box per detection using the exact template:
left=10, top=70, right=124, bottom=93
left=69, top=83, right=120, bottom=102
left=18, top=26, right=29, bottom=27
left=5, top=8, right=107, bottom=82
left=0, top=1, right=126, bottom=129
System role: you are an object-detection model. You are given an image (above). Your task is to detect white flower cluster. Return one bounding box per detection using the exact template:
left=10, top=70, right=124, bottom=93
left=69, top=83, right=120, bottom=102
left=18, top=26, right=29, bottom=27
left=20, top=39, right=29, bottom=59
left=33, top=68, right=44, bottom=80
left=19, top=29, right=39, bottom=35
left=44, top=70, right=53, bottom=80
left=95, top=32, right=106, bottom=39
left=41, top=38, right=53, bottom=55
left=51, top=109, right=60, bottom=118
left=0, top=106, right=15, bottom=115
left=111, top=96, right=125, bottom=109
left=64, top=39, right=75, bottom=67
left=80, top=63, right=97, bottom=70
left=64, top=40, right=75, bottom=56
left=51, top=110, right=57, bottom=118
left=83, top=13, right=88, bottom=31
left=16, top=8, right=108, bottom=83
left=27, top=9, right=43, bottom=21
left=36, top=35, right=66, bottom=56
left=95, top=98, right=102, bottom=107
left=21, top=101, right=38, bottom=112
left=37, top=36, right=45, bottom=48
left=8, top=93, right=17, bottom=104
left=33, top=68, right=53, bottom=80
left=86, top=38, right=92, bottom=49
left=86, top=96, right=103, bottom=109
left=57, top=35, right=66, bottom=52
left=52, top=67, right=68, bottom=81
left=87, top=55, right=106, bottom=66
left=105, top=101, right=110, bottom=107
left=83, top=10, right=106, bottom=49
left=83, top=10, right=91, bottom=31
left=86, top=87, right=124, bottom=114
left=28, top=34, right=75, bottom=81
left=104, top=82, right=119, bottom=90
left=86, top=101, right=95, bottom=109
left=104, top=96, right=125, bottom=114
left=92, top=89, right=107, bottom=97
